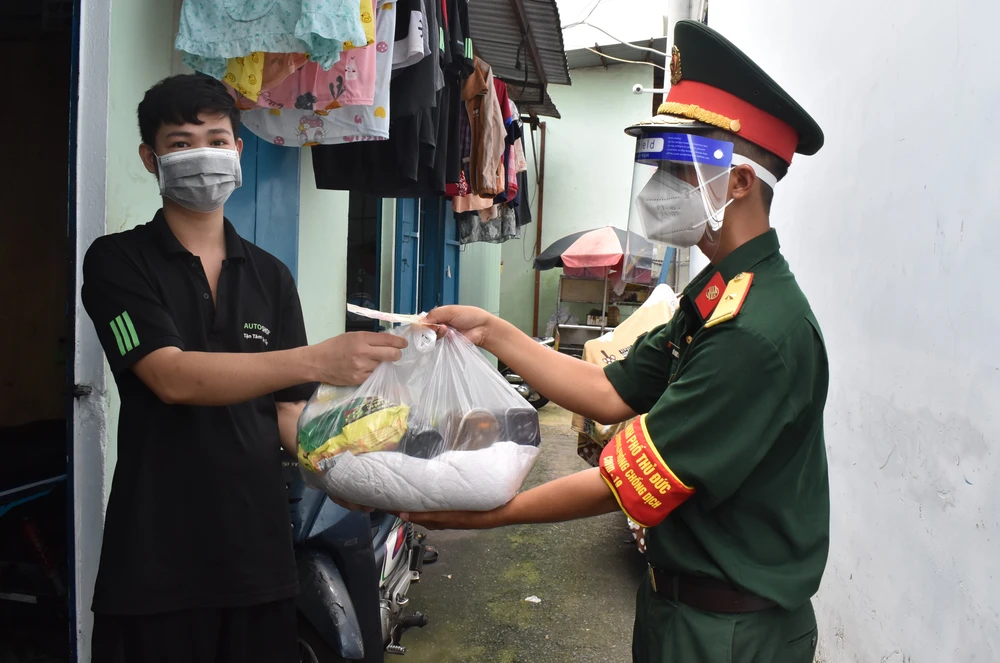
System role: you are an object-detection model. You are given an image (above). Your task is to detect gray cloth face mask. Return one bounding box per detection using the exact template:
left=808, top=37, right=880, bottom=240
left=155, top=147, right=242, bottom=212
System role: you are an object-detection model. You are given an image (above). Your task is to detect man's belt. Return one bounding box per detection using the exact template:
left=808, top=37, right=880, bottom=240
left=648, top=566, right=777, bottom=614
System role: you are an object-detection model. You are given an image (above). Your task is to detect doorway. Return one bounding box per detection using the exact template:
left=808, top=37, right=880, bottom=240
left=0, top=3, right=75, bottom=661
left=392, top=198, right=460, bottom=316
left=345, top=193, right=383, bottom=331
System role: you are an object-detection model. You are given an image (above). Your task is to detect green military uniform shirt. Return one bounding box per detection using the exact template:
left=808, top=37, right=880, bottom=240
left=604, top=229, right=830, bottom=609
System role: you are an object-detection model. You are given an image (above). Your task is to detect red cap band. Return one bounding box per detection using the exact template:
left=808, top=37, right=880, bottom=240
left=665, top=81, right=799, bottom=164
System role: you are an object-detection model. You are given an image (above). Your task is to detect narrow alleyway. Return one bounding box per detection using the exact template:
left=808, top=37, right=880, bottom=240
left=402, top=406, right=645, bottom=663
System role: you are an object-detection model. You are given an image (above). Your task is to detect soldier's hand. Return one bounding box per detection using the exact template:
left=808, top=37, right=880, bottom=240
left=423, top=306, right=496, bottom=347
left=331, top=497, right=375, bottom=513
left=397, top=508, right=503, bottom=531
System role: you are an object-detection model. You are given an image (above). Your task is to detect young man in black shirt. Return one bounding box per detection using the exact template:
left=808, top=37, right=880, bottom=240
left=83, top=74, right=406, bottom=663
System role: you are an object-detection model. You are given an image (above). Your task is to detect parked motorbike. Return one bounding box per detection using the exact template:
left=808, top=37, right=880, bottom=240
left=285, top=460, right=430, bottom=662
left=497, top=336, right=555, bottom=410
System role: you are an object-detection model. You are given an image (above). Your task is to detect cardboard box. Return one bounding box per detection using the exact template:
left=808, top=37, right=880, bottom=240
left=560, top=278, right=607, bottom=303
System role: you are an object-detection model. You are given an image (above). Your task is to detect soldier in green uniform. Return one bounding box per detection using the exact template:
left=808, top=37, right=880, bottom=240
left=408, top=20, right=829, bottom=662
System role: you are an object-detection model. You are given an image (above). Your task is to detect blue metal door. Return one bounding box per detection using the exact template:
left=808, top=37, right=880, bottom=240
left=441, top=204, right=460, bottom=306
left=394, top=198, right=420, bottom=315
left=417, top=197, right=460, bottom=311
left=224, top=133, right=301, bottom=278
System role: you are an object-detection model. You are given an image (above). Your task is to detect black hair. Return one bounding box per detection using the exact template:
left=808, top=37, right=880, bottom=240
left=702, top=129, right=788, bottom=213
left=137, top=74, right=241, bottom=147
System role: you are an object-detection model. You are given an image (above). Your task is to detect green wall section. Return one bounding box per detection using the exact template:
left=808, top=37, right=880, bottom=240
left=297, top=148, right=349, bottom=343
left=499, top=64, right=654, bottom=335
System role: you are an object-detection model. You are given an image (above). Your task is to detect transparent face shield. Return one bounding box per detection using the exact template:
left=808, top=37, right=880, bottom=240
left=622, top=131, right=735, bottom=283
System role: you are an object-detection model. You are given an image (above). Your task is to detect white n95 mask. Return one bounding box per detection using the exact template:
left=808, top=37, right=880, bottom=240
left=155, top=147, right=242, bottom=212
left=635, top=167, right=731, bottom=248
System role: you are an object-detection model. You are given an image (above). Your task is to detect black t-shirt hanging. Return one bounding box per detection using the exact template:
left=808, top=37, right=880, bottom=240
left=451, top=0, right=474, bottom=78
left=391, top=0, right=443, bottom=119
left=312, top=0, right=467, bottom=195
left=515, top=170, right=533, bottom=227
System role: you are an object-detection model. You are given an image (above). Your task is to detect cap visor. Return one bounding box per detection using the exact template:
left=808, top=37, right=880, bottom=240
left=625, top=114, right=717, bottom=137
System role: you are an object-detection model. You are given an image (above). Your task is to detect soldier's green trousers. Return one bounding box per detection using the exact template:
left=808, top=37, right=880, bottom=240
left=632, top=577, right=818, bottom=663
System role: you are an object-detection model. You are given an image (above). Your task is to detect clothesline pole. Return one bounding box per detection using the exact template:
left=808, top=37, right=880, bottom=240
left=531, top=121, right=547, bottom=337
left=600, top=271, right=608, bottom=335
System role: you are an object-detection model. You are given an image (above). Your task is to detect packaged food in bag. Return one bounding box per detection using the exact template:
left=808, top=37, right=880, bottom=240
left=297, top=324, right=542, bottom=512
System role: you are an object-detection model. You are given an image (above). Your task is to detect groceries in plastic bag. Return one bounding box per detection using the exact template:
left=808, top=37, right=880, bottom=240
left=297, top=324, right=542, bottom=512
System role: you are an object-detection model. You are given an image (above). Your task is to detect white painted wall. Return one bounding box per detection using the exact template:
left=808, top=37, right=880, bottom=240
left=74, top=1, right=113, bottom=657
left=558, top=0, right=666, bottom=50
left=708, top=2, right=1000, bottom=660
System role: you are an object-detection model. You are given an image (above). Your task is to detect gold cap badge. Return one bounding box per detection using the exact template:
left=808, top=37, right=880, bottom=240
left=670, top=45, right=682, bottom=86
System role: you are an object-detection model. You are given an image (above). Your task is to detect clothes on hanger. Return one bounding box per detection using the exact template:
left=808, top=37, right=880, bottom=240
left=456, top=204, right=518, bottom=244
left=240, top=0, right=396, bottom=146
left=310, top=0, right=475, bottom=196
left=462, top=57, right=506, bottom=198
left=392, top=0, right=430, bottom=70
left=176, top=0, right=369, bottom=79
left=186, top=0, right=529, bottom=209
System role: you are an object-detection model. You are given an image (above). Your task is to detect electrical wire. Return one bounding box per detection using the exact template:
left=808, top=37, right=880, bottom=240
left=565, top=21, right=667, bottom=58
left=561, top=0, right=605, bottom=30
left=585, top=47, right=666, bottom=70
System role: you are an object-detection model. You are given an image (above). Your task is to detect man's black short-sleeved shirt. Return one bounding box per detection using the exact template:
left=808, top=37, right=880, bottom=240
left=82, top=210, right=315, bottom=615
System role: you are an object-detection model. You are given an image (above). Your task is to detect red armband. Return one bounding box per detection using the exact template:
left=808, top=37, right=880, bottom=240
left=599, top=416, right=695, bottom=528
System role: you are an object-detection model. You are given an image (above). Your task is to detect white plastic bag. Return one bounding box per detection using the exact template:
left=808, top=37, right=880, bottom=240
left=297, top=324, right=541, bottom=511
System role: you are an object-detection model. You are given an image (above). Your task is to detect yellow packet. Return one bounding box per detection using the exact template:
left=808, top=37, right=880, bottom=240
left=303, top=405, right=409, bottom=471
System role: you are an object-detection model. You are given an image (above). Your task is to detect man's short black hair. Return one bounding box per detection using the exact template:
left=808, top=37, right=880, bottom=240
left=137, top=74, right=241, bottom=147
left=702, top=129, right=788, bottom=213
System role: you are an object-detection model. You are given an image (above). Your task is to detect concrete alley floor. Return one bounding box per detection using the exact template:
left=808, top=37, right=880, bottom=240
left=401, top=406, right=646, bottom=663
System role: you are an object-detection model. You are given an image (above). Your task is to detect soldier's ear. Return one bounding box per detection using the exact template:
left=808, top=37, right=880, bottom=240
left=729, top=164, right=757, bottom=202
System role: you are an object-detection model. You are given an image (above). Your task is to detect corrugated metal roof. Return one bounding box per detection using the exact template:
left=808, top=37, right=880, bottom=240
left=468, top=0, right=571, bottom=118
left=565, top=37, right=668, bottom=71
left=511, top=85, right=560, bottom=119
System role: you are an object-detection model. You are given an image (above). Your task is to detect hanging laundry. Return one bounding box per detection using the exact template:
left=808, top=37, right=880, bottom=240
left=443, top=0, right=473, bottom=190
left=504, top=143, right=518, bottom=200
left=241, top=0, right=396, bottom=146
left=392, top=0, right=430, bottom=70
left=510, top=101, right=528, bottom=173
left=447, top=0, right=474, bottom=78
left=263, top=53, right=312, bottom=93
left=514, top=171, right=532, bottom=227
left=223, top=52, right=266, bottom=102
left=390, top=0, right=444, bottom=120
left=456, top=206, right=518, bottom=245
left=494, top=92, right=529, bottom=204
left=176, top=0, right=368, bottom=80
left=463, top=57, right=506, bottom=197
left=446, top=98, right=472, bottom=198
left=371, top=0, right=449, bottom=194
left=344, top=0, right=377, bottom=48
left=241, top=46, right=377, bottom=110
left=310, top=0, right=471, bottom=196
left=494, top=77, right=512, bottom=126
left=453, top=189, right=494, bottom=213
